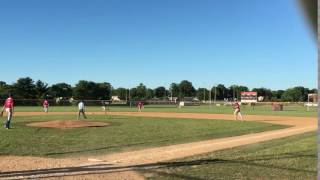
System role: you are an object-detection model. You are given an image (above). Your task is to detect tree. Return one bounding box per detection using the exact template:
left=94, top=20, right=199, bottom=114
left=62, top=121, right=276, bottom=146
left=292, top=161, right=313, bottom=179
left=146, top=88, right=154, bottom=99
left=49, top=83, right=73, bottom=98
left=73, top=81, right=95, bottom=99
left=227, top=85, right=236, bottom=99
left=96, top=82, right=112, bottom=100
left=111, top=87, right=117, bottom=96
left=179, top=80, right=196, bottom=99
left=0, top=81, right=9, bottom=99
left=129, top=84, right=147, bottom=100
left=281, top=86, right=309, bottom=102
left=165, top=90, right=170, bottom=99
left=252, top=87, right=272, bottom=101
left=309, top=88, right=317, bottom=94
left=292, top=86, right=309, bottom=101
left=0, top=81, right=6, bottom=88
left=281, top=88, right=303, bottom=102
left=12, top=77, right=36, bottom=99
left=214, top=84, right=227, bottom=100
left=135, top=83, right=147, bottom=100
left=154, top=86, right=166, bottom=98
left=170, top=83, right=180, bottom=97
left=197, top=88, right=209, bottom=101
left=129, top=88, right=137, bottom=100
left=73, top=80, right=111, bottom=100
left=237, top=86, right=249, bottom=99
left=35, top=80, right=48, bottom=99
left=271, top=90, right=284, bottom=101
left=114, top=87, right=128, bottom=100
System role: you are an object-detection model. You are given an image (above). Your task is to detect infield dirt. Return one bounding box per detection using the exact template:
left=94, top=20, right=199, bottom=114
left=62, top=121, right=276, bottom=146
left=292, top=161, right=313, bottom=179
left=26, top=120, right=109, bottom=129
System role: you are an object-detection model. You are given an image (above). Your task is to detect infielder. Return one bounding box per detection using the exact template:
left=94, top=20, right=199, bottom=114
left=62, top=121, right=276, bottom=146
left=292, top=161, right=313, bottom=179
left=137, top=101, right=143, bottom=112
left=77, top=100, right=87, bottom=120
left=233, top=98, right=243, bottom=121
left=1, top=93, right=14, bottom=129
left=101, top=100, right=107, bottom=114
left=43, top=99, right=49, bottom=113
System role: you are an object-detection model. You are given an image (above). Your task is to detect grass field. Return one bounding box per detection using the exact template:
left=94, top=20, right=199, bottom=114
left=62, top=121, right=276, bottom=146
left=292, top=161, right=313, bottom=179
left=140, top=132, right=317, bottom=180
left=13, top=104, right=317, bottom=117
left=0, top=115, right=287, bottom=158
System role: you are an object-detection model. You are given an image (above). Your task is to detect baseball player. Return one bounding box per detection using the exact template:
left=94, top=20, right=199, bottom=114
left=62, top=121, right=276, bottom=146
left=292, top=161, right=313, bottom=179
left=43, top=99, right=49, bottom=113
left=1, top=93, right=14, bottom=129
left=101, top=100, right=107, bottom=114
left=233, top=98, right=243, bottom=121
left=77, top=100, right=87, bottom=120
left=137, top=101, right=143, bottom=112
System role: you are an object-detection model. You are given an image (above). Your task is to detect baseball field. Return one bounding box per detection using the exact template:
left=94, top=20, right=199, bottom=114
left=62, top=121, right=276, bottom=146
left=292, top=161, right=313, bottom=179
left=0, top=104, right=317, bottom=179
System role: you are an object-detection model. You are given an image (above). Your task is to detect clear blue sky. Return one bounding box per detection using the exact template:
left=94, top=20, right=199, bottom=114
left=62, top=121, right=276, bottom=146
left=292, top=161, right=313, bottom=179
left=0, top=0, right=316, bottom=90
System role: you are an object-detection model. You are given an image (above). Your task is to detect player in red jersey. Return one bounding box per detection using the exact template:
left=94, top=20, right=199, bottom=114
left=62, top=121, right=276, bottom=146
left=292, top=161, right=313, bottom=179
left=43, top=99, right=49, bottom=113
left=233, top=98, right=243, bottom=121
left=137, top=101, right=144, bottom=112
left=1, top=93, right=14, bottom=129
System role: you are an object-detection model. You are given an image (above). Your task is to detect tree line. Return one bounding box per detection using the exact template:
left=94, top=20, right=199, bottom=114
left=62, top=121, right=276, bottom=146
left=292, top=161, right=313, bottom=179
left=0, top=77, right=317, bottom=103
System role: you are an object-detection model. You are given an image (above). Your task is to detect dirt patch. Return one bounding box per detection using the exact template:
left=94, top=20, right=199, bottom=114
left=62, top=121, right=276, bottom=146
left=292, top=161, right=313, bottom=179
left=26, top=120, right=110, bottom=129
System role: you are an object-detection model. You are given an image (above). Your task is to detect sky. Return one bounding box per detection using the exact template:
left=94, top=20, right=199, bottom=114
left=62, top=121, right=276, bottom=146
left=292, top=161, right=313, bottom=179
left=0, top=0, right=316, bottom=90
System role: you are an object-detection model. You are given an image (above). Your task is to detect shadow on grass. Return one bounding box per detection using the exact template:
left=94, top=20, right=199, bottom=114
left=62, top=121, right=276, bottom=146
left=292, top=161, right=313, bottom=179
left=43, top=128, right=276, bottom=157
left=0, top=151, right=315, bottom=179
left=44, top=138, right=172, bottom=157
left=40, top=124, right=286, bottom=157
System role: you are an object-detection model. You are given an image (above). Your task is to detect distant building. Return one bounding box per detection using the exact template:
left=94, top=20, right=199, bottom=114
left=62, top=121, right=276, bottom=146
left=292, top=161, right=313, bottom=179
left=169, top=97, right=178, bottom=102
left=111, top=96, right=121, bottom=102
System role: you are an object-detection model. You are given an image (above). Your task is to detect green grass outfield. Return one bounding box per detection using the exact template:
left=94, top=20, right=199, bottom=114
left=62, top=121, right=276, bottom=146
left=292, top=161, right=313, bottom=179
left=140, top=132, right=317, bottom=180
left=0, top=115, right=287, bottom=158
left=14, top=104, right=317, bottom=117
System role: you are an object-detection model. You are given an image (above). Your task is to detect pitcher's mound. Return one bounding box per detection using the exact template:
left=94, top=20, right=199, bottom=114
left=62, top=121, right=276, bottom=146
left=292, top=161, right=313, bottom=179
left=27, top=120, right=110, bottom=129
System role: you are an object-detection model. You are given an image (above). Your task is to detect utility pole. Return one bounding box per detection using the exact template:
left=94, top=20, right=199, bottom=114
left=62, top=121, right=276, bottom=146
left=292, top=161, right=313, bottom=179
left=126, top=90, right=128, bottom=101
left=233, top=85, right=235, bottom=100
left=214, top=85, right=217, bottom=104
left=129, top=88, right=131, bottom=108
left=171, top=88, right=173, bottom=102
left=209, top=86, right=212, bottom=107
left=164, top=89, right=167, bottom=100
left=203, top=88, right=206, bottom=102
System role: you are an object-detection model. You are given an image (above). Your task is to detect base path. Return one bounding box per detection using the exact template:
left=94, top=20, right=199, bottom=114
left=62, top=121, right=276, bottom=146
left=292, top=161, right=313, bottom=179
left=0, top=112, right=317, bottom=179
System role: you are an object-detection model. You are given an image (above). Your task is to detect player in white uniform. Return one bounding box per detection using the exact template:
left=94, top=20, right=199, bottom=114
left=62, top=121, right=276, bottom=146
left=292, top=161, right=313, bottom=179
left=77, top=100, right=87, bottom=120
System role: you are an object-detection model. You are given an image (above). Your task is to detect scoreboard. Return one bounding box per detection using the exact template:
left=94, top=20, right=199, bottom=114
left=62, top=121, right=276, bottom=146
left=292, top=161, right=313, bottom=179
left=241, top=92, right=257, bottom=103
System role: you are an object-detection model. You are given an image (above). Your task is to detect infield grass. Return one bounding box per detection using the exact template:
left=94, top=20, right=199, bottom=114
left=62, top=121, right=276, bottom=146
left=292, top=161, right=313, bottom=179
left=140, top=132, right=317, bottom=180
left=0, top=115, right=287, bottom=158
